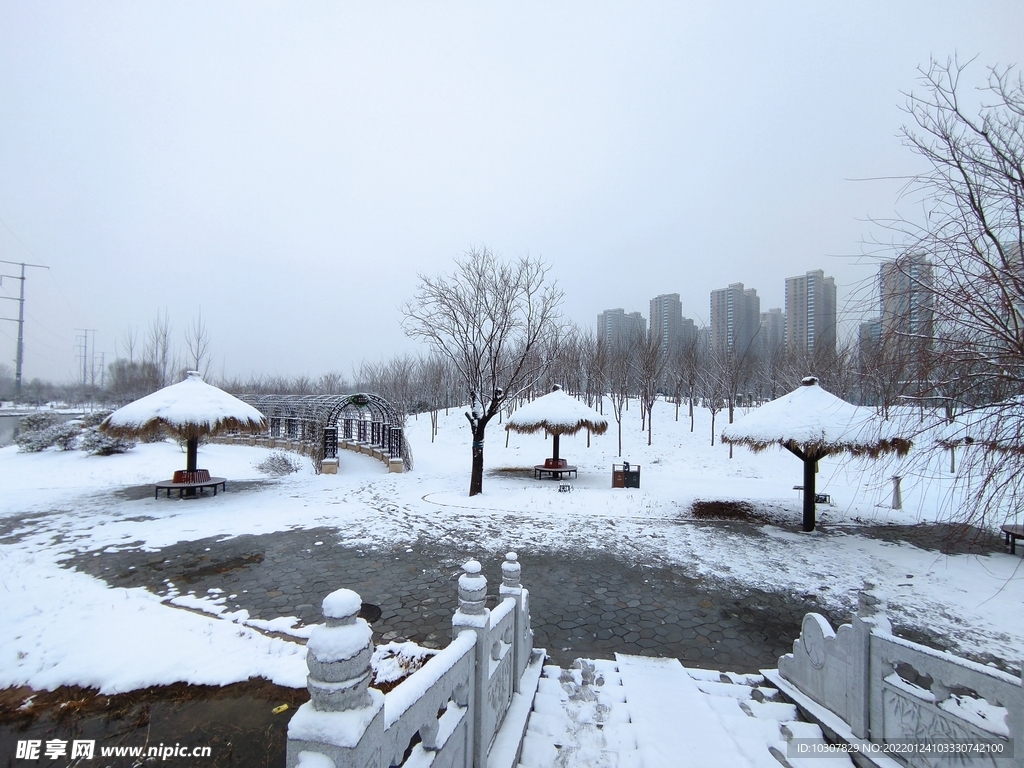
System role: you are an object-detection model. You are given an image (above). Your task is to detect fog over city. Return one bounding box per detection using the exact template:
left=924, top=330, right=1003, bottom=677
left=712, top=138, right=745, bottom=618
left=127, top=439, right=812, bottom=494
left=1, top=2, right=1021, bottom=385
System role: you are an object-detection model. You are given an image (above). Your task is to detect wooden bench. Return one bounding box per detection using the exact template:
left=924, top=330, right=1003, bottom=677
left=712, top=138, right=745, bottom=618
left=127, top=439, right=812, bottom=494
left=154, top=469, right=227, bottom=499
left=793, top=486, right=831, bottom=505
left=1001, top=524, right=1024, bottom=555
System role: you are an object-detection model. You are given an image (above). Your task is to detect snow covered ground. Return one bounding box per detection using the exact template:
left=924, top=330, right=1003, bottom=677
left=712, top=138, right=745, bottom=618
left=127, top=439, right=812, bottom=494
left=1, top=398, right=1022, bottom=701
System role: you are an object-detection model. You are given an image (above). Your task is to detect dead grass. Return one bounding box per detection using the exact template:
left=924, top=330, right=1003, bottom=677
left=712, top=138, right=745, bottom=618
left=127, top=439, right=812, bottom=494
left=690, top=500, right=765, bottom=521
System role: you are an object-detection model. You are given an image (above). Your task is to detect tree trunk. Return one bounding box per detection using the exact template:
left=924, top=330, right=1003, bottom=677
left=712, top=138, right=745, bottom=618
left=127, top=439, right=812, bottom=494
left=470, top=427, right=485, bottom=496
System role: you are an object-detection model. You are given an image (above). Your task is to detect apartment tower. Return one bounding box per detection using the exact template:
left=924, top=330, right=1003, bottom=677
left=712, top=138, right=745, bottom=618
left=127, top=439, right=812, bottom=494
left=710, top=283, right=761, bottom=356
left=785, top=269, right=837, bottom=356
left=597, top=308, right=647, bottom=349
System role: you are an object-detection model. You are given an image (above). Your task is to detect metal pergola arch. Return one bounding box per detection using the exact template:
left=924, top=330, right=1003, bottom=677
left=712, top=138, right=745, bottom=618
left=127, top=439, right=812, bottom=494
left=237, top=393, right=411, bottom=471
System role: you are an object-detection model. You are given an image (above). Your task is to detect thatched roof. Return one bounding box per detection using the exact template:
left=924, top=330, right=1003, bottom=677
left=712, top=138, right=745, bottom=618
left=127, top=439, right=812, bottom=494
left=101, top=371, right=267, bottom=441
left=936, top=397, right=1024, bottom=455
left=721, top=377, right=911, bottom=459
left=505, top=386, right=609, bottom=436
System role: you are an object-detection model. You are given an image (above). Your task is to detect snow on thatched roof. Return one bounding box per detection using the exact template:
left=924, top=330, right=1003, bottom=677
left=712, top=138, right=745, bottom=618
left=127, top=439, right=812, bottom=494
left=101, top=371, right=267, bottom=440
left=721, top=377, right=911, bottom=458
left=505, top=386, right=609, bottom=436
left=936, top=397, right=1024, bottom=454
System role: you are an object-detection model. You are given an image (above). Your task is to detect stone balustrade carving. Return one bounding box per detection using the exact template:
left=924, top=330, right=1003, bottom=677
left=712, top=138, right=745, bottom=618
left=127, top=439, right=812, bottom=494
left=287, top=553, right=537, bottom=768
left=778, top=594, right=1023, bottom=767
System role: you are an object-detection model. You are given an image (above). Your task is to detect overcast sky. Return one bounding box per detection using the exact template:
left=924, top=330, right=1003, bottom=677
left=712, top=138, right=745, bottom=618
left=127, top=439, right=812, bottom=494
left=1, top=2, right=1022, bottom=386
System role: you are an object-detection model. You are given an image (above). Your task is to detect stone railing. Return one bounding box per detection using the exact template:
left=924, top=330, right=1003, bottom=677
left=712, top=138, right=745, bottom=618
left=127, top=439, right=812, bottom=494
left=770, top=595, right=1023, bottom=767
left=286, top=553, right=540, bottom=768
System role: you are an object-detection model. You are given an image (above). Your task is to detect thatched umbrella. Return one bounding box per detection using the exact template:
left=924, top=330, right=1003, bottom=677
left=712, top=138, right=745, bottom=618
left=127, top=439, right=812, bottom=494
left=936, top=397, right=1024, bottom=455
left=101, top=371, right=267, bottom=477
left=505, top=385, right=608, bottom=464
left=722, top=377, right=911, bottom=532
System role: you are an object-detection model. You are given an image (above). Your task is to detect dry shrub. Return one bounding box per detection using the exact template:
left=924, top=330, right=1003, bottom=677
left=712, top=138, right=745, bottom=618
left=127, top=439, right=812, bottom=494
left=254, top=451, right=302, bottom=476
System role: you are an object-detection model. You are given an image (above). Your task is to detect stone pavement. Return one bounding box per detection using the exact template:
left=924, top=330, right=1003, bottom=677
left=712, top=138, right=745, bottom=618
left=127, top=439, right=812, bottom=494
left=52, top=496, right=1005, bottom=672
left=65, top=524, right=838, bottom=671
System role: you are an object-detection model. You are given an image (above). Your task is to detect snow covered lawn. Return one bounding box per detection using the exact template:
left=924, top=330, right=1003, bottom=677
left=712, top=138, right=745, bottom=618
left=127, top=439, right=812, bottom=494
left=1, top=399, right=1022, bottom=696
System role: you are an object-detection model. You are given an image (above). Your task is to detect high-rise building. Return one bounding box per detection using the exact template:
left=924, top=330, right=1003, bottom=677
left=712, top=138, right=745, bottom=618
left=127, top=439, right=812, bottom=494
left=880, top=253, right=933, bottom=353
left=710, top=283, right=761, bottom=356
left=649, top=293, right=681, bottom=356
left=858, top=317, right=882, bottom=366
left=649, top=293, right=696, bottom=357
left=760, top=308, right=785, bottom=355
left=597, top=308, right=646, bottom=349
left=785, top=269, right=837, bottom=356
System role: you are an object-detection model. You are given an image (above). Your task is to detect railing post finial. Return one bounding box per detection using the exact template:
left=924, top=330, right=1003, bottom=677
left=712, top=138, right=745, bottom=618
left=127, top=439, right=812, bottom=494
left=458, top=559, right=487, bottom=615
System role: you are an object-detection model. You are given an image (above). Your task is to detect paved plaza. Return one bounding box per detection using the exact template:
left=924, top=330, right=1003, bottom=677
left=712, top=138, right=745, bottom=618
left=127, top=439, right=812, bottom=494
left=59, top=500, right=1001, bottom=671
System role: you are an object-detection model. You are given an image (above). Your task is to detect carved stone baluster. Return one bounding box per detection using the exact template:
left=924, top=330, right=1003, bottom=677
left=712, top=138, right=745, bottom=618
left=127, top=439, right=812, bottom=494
left=452, top=559, right=489, bottom=768
left=500, top=551, right=533, bottom=691
left=286, top=589, right=384, bottom=768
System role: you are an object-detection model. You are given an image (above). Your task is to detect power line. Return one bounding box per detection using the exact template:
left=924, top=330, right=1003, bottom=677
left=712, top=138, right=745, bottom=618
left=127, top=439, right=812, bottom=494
left=0, top=259, right=51, bottom=396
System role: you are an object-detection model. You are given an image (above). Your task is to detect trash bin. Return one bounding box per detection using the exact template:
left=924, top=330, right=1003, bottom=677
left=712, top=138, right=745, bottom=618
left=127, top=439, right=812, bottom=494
left=612, top=462, right=640, bottom=489
left=624, top=463, right=640, bottom=488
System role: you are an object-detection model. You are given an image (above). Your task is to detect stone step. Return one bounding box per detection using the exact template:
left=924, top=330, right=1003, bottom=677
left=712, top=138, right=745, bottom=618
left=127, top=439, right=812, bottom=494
left=518, top=657, right=855, bottom=768
left=615, top=653, right=759, bottom=768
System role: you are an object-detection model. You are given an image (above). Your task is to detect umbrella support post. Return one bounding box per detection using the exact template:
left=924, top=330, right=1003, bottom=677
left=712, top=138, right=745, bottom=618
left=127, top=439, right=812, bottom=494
left=802, top=457, right=816, bottom=532
left=185, top=437, right=199, bottom=498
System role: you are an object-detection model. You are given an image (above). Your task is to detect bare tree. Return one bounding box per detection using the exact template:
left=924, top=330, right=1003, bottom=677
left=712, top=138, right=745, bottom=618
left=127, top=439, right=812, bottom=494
left=677, top=331, right=704, bottom=432
left=315, top=371, right=350, bottom=395
left=184, top=310, right=212, bottom=378
left=418, top=354, right=453, bottom=442
left=883, top=58, right=1024, bottom=523
left=145, top=310, right=175, bottom=389
left=605, top=338, right=634, bottom=457
left=402, top=247, right=563, bottom=496
left=582, top=330, right=607, bottom=415
left=633, top=330, right=667, bottom=445
left=700, top=347, right=729, bottom=445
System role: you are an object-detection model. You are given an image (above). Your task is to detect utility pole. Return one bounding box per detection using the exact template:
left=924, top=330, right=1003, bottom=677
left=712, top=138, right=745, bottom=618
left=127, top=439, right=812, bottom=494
left=75, top=328, right=98, bottom=406
left=0, top=259, right=50, bottom=397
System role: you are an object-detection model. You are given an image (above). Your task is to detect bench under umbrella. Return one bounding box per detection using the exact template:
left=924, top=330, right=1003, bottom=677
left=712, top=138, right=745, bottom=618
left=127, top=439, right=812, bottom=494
left=505, top=385, right=608, bottom=465
left=101, top=371, right=267, bottom=489
left=722, top=377, right=911, bottom=532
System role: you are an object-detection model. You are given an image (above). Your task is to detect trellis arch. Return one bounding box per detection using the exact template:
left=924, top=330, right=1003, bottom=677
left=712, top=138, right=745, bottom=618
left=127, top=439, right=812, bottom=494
left=237, top=393, right=412, bottom=473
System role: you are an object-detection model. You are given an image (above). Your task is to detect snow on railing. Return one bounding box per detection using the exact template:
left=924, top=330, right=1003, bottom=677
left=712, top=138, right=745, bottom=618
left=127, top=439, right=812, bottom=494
left=286, top=552, right=536, bottom=768
left=775, top=593, right=1024, bottom=767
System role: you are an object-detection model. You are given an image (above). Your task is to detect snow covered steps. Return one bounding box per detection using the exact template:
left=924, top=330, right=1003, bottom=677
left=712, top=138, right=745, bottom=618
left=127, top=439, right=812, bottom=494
left=517, top=654, right=853, bottom=768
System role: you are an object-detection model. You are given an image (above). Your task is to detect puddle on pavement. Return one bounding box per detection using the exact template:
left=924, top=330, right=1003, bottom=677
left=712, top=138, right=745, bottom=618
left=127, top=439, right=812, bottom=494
left=0, top=680, right=308, bottom=768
